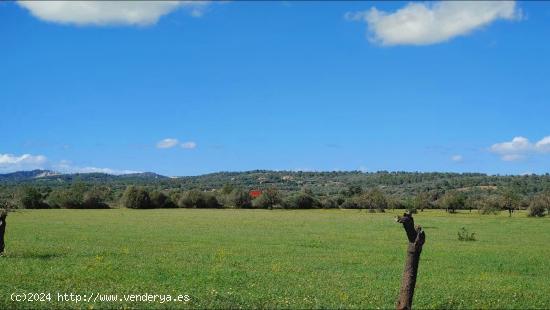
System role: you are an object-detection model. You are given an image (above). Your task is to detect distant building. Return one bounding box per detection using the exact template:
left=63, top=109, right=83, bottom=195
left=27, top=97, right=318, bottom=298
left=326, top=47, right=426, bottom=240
left=249, top=190, right=262, bottom=199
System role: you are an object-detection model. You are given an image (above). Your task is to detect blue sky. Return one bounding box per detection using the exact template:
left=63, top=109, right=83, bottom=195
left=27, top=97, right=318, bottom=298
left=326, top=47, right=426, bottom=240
left=1, top=1, right=550, bottom=176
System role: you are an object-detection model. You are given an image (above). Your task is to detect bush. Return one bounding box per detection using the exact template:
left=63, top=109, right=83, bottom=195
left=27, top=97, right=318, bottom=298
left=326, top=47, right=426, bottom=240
left=46, top=184, right=109, bottom=209
left=122, top=186, right=152, bottom=209
left=179, top=190, right=206, bottom=208
left=81, top=186, right=110, bottom=209
left=47, top=189, right=74, bottom=208
left=439, top=191, right=465, bottom=213
left=168, top=191, right=184, bottom=207
left=387, top=196, right=406, bottom=211
left=282, top=192, right=320, bottom=209
left=320, top=197, right=338, bottom=209
left=478, top=196, right=501, bottom=215
left=227, top=188, right=252, bottom=209
left=339, top=198, right=360, bottom=209
left=178, top=190, right=219, bottom=208
left=252, top=188, right=281, bottom=209
left=458, top=227, right=476, bottom=241
left=150, top=191, right=177, bottom=208
left=500, top=189, right=521, bottom=213
left=81, top=193, right=110, bottom=209
left=17, top=186, right=47, bottom=209
left=528, top=194, right=549, bottom=217
left=355, top=189, right=387, bottom=212
left=0, top=198, right=15, bottom=211
left=204, top=195, right=221, bottom=209
left=412, top=192, right=431, bottom=211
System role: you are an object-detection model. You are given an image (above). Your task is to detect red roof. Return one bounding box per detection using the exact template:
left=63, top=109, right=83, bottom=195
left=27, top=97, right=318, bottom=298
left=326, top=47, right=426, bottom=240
left=249, top=190, right=262, bottom=198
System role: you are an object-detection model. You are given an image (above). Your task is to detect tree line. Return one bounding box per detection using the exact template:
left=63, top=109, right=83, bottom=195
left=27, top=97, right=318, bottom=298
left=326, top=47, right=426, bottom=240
left=3, top=182, right=550, bottom=217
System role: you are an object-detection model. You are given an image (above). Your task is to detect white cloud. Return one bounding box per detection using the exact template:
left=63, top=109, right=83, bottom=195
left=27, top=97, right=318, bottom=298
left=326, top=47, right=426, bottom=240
left=535, top=136, right=550, bottom=153
left=157, top=138, right=180, bottom=149
left=55, top=160, right=139, bottom=175
left=346, top=1, right=520, bottom=46
left=490, top=136, right=550, bottom=161
left=451, top=154, right=463, bottom=162
left=17, top=1, right=208, bottom=26
left=490, top=136, right=531, bottom=155
left=181, top=141, right=197, bottom=149
left=0, top=153, right=48, bottom=172
left=501, top=154, right=525, bottom=162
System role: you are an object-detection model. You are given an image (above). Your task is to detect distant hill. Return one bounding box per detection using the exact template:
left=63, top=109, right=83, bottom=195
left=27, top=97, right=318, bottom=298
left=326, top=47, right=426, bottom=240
left=1, top=169, right=550, bottom=197
left=0, top=170, right=168, bottom=183
left=0, top=169, right=60, bottom=182
left=121, top=172, right=168, bottom=179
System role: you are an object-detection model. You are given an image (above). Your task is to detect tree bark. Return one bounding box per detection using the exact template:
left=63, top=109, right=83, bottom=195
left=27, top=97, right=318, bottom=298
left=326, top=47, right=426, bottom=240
left=0, top=210, right=6, bottom=255
left=396, top=213, right=425, bottom=310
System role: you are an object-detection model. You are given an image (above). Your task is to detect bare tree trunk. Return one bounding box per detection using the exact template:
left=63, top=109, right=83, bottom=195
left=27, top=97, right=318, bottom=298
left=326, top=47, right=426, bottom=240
left=396, top=213, right=425, bottom=310
left=0, top=210, right=7, bottom=255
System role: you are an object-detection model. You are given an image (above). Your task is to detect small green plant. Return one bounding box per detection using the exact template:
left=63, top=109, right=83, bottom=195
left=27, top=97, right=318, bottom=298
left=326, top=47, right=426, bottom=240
left=457, top=227, right=476, bottom=241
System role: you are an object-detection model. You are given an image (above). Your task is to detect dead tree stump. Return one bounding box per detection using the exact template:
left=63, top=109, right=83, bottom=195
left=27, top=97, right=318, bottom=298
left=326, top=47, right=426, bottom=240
left=0, top=210, right=7, bottom=255
left=396, top=213, right=425, bottom=310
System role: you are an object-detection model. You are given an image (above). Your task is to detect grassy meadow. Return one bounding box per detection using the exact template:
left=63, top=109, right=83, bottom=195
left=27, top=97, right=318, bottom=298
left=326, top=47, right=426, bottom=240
left=1, top=209, right=549, bottom=309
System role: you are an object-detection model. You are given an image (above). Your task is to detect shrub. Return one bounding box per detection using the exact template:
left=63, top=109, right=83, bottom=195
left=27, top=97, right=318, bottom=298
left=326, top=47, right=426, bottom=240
left=168, top=191, right=184, bottom=207
left=528, top=194, right=549, bottom=217
left=439, top=191, right=465, bottom=213
left=344, top=185, right=362, bottom=197
left=150, top=191, right=177, bottom=208
left=47, top=189, right=73, bottom=208
left=387, top=196, right=406, bottom=211
left=339, top=198, right=360, bottom=209
left=412, top=192, right=431, bottom=212
left=282, top=192, right=320, bottom=209
left=46, top=184, right=107, bottom=209
left=478, top=196, right=501, bottom=215
left=252, top=188, right=281, bottom=209
left=356, top=189, right=387, bottom=212
left=179, top=190, right=206, bottom=208
left=457, top=227, right=476, bottom=241
left=500, top=189, right=521, bottom=213
left=335, top=196, right=346, bottom=207
left=122, top=186, right=152, bottom=209
left=0, top=198, right=15, bottom=211
left=17, top=186, right=47, bottom=209
left=227, top=188, right=252, bottom=208
left=320, top=197, right=338, bottom=209
left=81, top=186, right=110, bottom=209
left=81, top=192, right=110, bottom=209
left=204, top=195, right=221, bottom=209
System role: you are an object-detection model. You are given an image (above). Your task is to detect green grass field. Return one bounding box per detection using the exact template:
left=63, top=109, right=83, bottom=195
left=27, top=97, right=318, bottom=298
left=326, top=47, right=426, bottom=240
left=1, top=209, right=549, bottom=309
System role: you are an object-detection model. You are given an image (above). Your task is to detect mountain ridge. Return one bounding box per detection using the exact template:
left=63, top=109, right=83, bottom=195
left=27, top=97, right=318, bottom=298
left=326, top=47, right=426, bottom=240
left=0, top=170, right=169, bottom=182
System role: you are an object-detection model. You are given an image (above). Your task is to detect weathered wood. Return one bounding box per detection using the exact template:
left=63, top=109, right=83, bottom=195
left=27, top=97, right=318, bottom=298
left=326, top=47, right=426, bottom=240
left=396, top=213, right=425, bottom=310
left=0, top=210, right=7, bottom=255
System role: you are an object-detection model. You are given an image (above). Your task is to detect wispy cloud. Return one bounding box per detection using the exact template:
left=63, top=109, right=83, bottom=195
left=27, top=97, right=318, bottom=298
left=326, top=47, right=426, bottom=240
left=181, top=141, right=197, bottom=149
left=157, top=138, right=197, bottom=149
left=157, top=138, right=180, bottom=149
left=346, top=1, right=521, bottom=46
left=490, top=136, right=550, bottom=161
left=0, top=153, right=48, bottom=172
left=17, top=1, right=209, bottom=26
left=451, top=154, right=463, bottom=162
